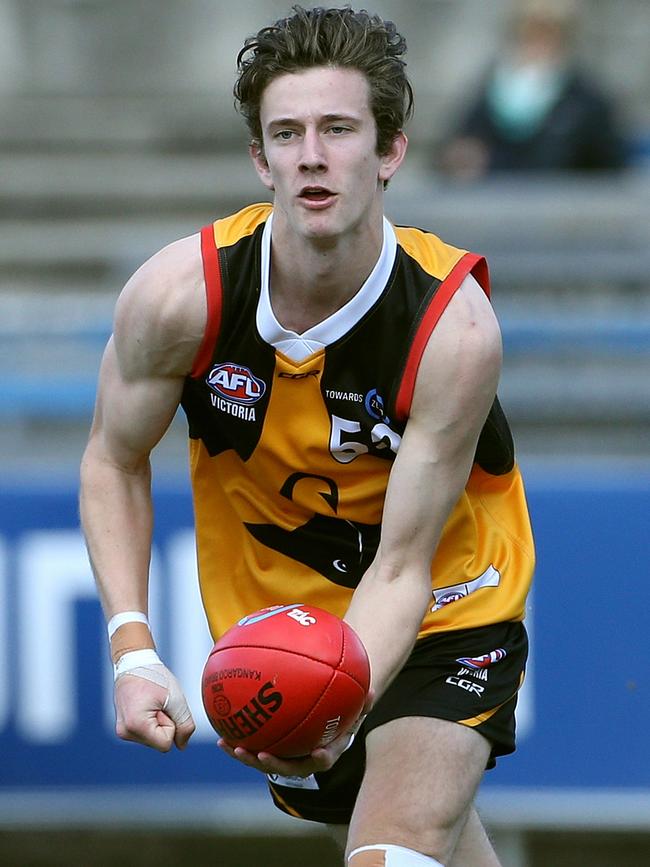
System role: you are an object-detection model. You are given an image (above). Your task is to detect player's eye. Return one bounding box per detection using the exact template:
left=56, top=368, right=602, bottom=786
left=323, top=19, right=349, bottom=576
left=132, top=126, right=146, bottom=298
left=274, top=129, right=295, bottom=141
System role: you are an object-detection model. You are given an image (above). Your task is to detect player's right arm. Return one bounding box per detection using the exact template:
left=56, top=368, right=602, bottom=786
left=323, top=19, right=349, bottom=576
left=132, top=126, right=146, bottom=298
left=80, top=232, right=206, bottom=751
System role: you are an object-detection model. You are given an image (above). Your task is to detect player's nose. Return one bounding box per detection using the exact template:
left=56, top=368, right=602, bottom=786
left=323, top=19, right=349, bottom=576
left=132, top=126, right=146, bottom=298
left=298, top=127, right=327, bottom=171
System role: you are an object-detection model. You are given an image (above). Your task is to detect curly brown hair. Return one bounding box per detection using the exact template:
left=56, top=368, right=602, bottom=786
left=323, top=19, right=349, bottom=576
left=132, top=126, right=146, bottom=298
left=234, top=5, right=414, bottom=156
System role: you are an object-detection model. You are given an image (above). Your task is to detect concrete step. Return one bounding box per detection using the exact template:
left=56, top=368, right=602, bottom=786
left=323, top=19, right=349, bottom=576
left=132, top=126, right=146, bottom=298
left=0, top=94, right=238, bottom=150
left=2, top=167, right=650, bottom=287
left=0, top=152, right=260, bottom=217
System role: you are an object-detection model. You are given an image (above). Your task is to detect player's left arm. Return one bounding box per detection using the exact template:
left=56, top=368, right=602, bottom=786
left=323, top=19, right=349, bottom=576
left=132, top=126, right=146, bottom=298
left=222, top=273, right=502, bottom=777
left=343, top=271, right=502, bottom=700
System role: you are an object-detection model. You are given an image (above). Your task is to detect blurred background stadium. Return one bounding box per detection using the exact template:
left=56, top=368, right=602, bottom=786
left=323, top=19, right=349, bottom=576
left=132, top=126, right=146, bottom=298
left=0, top=0, right=649, bottom=864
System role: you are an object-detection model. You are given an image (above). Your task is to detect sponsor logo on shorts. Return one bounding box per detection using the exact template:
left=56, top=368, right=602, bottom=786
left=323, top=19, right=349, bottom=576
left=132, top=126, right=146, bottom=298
left=456, top=648, right=507, bottom=670
left=456, top=666, right=489, bottom=682
left=446, top=648, right=507, bottom=690
left=445, top=675, right=485, bottom=696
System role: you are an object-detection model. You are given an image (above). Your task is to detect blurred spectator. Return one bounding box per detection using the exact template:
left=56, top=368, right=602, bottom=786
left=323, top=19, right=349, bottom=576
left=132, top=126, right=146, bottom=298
left=438, top=0, right=627, bottom=180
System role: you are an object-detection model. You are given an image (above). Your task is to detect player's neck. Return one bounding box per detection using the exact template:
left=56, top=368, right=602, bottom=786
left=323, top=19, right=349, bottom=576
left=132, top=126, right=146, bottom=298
left=269, top=225, right=383, bottom=334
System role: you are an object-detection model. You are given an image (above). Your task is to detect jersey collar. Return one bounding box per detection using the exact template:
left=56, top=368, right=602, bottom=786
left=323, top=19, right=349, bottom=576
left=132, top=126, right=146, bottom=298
left=257, top=212, right=397, bottom=362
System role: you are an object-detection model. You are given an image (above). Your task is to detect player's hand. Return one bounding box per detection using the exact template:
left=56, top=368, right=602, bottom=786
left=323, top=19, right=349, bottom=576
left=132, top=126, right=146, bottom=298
left=114, top=663, right=196, bottom=753
left=218, top=690, right=374, bottom=777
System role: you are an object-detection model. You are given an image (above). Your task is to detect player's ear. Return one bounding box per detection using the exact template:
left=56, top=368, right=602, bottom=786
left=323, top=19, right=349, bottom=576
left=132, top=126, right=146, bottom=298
left=378, top=130, right=408, bottom=184
left=250, top=141, right=275, bottom=191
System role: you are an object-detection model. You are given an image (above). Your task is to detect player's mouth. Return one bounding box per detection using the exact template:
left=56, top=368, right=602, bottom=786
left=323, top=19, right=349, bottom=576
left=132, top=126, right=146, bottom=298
left=298, top=186, right=337, bottom=208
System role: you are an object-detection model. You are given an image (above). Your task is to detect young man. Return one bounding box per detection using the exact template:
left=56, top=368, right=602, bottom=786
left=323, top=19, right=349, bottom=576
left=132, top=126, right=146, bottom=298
left=80, top=7, right=535, bottom=866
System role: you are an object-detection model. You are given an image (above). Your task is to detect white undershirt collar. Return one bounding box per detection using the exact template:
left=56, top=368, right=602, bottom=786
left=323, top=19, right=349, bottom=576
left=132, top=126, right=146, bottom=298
left=256, top=212, right=397, bottom=362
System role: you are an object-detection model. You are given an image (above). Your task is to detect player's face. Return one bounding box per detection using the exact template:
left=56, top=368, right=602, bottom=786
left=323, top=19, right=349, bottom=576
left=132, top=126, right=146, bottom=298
left=252, top=66, right=406, bottom=244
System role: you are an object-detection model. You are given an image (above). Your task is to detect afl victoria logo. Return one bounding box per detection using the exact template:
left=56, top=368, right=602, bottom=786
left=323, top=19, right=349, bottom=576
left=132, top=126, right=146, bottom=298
left=206, top=362, right=266, bottom=405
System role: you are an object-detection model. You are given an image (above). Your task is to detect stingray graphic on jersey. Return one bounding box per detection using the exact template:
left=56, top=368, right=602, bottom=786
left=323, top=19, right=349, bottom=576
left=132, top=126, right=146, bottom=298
left=244, top=472, right=381, bottom=589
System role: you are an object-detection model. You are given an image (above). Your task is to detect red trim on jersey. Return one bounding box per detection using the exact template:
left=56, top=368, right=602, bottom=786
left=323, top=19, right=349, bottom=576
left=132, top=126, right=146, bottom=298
left=191, top=225, right=223, bottom=378
left=394, top=252, right=490, bottom=421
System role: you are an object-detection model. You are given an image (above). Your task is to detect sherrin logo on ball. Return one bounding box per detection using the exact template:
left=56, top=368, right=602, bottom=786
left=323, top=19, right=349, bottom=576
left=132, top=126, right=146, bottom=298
left=201, top=604, right=370, bottom=758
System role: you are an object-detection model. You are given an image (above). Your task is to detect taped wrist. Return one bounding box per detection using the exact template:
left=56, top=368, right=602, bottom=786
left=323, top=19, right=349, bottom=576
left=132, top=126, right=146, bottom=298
left=108, top=612, right=155, bottom=664
left=114, top=648, right=163, bottom=681
left=107, top=611, right=150, bottom=639
left=114, top=650, right=193, bottom=726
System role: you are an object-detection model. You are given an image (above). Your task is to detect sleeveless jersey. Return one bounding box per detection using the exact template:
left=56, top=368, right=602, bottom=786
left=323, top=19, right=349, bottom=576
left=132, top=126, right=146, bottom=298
left=181, top=203, right=535, bottom=641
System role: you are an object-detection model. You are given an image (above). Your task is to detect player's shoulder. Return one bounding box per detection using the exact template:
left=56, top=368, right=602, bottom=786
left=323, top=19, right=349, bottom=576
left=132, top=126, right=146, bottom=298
left=114, top=231, right=206, bottom=378
left=411, top=272, right=502, bottom=413
left=393, top=222, right=467, bottom=281
left=212, top=202, right=273, bottom=248
left=120, top=231, right=204, bottom=311
left=433, top=272, right=501, bottom=361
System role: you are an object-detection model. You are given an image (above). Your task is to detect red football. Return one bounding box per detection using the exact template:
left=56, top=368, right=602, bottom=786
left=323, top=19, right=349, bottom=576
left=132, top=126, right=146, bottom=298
left=201, top=603, right=371, bottom=758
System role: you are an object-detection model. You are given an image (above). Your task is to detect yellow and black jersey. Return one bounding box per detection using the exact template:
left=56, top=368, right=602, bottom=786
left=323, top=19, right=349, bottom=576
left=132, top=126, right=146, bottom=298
left=181, top=203, right=535, bottom=641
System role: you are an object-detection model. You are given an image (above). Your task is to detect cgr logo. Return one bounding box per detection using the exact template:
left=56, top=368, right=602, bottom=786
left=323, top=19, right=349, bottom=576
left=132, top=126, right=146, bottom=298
left=206, top=362, right=266, bottom=405
left=278, top=370, right=320, bottom=380
left=445, top=675, right=485, bottom=696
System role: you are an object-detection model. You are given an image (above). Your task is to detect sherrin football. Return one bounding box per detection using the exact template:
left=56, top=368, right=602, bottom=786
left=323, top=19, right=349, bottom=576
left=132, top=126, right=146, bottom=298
left=201, top=603, right=371, bottom=758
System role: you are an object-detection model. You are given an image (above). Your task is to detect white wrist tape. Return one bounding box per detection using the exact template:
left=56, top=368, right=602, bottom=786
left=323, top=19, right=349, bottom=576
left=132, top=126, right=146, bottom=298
left=107, top=611, right=150, bottom=640
left=113, top=649, right=193, bottom=726
left=113, top=648, right=161, bottom=680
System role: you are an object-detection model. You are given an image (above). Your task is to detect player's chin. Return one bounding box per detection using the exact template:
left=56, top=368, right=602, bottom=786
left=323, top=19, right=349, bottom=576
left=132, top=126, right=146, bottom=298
left=298, top=210, right=342, bottom=237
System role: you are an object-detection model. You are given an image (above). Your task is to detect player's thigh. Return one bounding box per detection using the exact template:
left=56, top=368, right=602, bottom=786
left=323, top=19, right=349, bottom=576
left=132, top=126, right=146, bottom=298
left=347, top=716, right=491, bottom=859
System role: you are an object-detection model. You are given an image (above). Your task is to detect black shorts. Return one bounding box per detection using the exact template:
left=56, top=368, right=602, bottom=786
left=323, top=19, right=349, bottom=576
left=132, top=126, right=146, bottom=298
left=267, top=620, right=528, bottom=825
